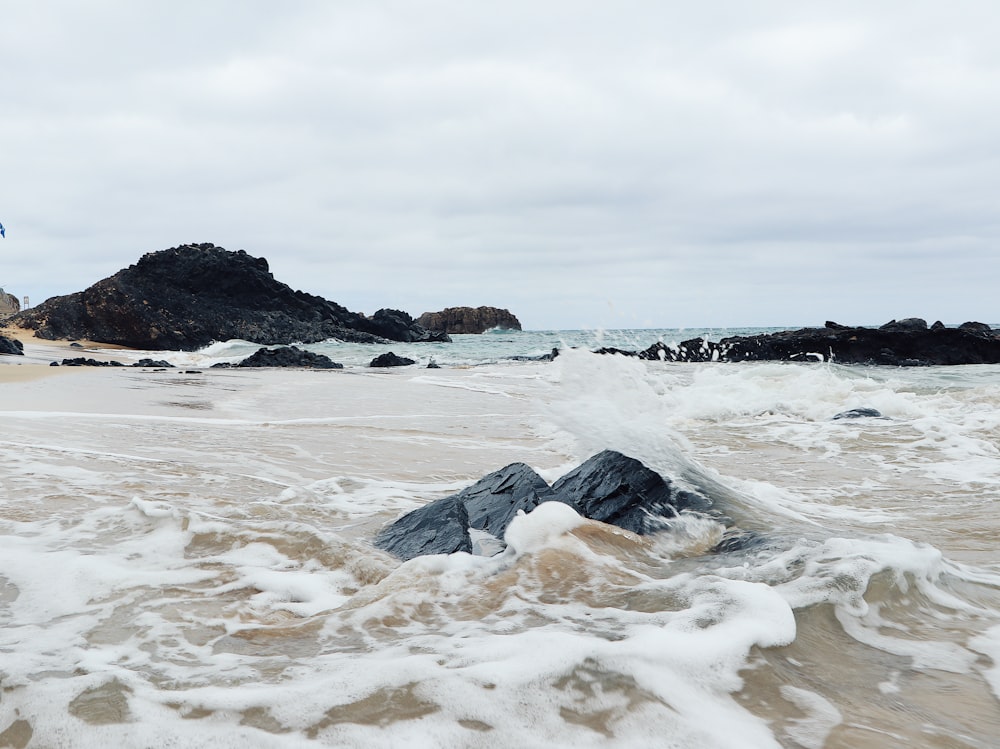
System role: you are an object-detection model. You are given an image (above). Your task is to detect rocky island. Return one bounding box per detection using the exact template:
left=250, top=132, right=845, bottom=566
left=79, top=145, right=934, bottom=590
left=416, top=306, right=521, bottom=335
left=8, top=243, right=450, bottom=350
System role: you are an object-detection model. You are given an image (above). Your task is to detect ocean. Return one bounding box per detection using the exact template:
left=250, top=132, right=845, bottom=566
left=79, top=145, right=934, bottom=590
left=2, top=327, right=1000, bottom=747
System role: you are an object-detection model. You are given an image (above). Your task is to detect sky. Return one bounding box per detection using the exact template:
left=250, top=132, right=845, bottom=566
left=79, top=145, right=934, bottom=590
left=2, top=1, right=999, bottom=330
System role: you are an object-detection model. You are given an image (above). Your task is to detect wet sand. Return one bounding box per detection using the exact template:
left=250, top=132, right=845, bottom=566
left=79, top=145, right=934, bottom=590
left=1, top=323, right=133, bottom=378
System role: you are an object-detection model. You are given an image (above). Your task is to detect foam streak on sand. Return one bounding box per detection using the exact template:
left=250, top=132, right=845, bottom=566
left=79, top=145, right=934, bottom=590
left=2, top=341, right=1000, bottom=747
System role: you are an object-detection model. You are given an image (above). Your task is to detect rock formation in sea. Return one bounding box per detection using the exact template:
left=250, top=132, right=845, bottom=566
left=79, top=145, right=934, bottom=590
left=369, top=352, right=416, bottom=368
left=8, top=243, right=451, bottom=351
left=374, top=450, right=715, bottom=560
left=416, top=306, right=522, bottom=335
left=212, top=346, right=343, bottom=369
left=607, top=319, right=1000, bottom=366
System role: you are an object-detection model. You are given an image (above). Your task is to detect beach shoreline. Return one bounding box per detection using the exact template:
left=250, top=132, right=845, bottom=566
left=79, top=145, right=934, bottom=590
left=1, top=323, right=136, bottom=380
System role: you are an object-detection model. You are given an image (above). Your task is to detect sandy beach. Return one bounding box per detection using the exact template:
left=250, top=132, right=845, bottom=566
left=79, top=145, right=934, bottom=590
left=0, top=323, right=135, bottom=381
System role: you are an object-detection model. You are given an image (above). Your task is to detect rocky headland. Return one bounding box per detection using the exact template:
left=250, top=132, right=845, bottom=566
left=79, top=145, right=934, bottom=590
left=601, top=318, right=1000, bottom=366
left=416, top=306, right=521, bottom=335
left=8, top=243, right=450, bottom=351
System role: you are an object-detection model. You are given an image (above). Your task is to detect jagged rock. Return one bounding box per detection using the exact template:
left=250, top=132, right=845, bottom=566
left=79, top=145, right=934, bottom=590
left=416, top=306, right=522, bottom=335
left=833, top=408, right=883, bottom=420
left=9, top=243, right=442, bottom=350
left=373, top=495, right=472, bottom=561
left=370, top=352, right=416, bottom=368
left=361, top=309, right=451, bottom=342
left=134, top=358, right=175, bottom=368
left=459, top=463, right=555, bottom=535
left=374, top=450, right=716, bottom=560
left=0, top=335, right=23, bottom=356
left=213, top=346, right=342, bottom=369
left=549, top=450, right=713, bottom=533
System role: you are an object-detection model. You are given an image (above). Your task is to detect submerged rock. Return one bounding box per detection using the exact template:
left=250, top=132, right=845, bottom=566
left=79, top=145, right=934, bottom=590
left=374, top=450, right=716, bottom=560
left=9, top=243, right=443, bottom=350
left=832, top=407, right=883, bottom=420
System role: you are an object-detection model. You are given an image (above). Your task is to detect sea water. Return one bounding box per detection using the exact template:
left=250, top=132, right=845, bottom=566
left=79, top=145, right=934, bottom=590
left=2, top=328, right=1000, bottom=747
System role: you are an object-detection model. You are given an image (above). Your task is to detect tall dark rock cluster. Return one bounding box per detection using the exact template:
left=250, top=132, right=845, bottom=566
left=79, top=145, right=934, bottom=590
left=10, top=243, right=449, bottom=350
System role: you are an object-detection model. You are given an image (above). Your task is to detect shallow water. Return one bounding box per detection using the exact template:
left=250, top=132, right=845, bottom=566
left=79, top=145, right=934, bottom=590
left=2, top=343, right=1000, bottom=747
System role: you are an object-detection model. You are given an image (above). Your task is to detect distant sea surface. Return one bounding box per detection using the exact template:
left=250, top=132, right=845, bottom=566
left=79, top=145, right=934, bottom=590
left=3, top=326, right=1000, bottom=747
left=150, top=327, right=791, bottom=369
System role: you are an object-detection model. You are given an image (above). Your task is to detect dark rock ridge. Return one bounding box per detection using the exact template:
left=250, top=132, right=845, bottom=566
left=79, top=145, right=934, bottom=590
left=0, top=335, right=23, bottom=356
left=360, top=309, right=451, bottom=342
left=10, top=243, right=450, bottom=351
left=600, top=319, right=1000, bottom=366
left=416, top=306, right=522, bottom=335
left=375, top=450, right=714, bottom=561
left=212, top=346, right=343, bottom=369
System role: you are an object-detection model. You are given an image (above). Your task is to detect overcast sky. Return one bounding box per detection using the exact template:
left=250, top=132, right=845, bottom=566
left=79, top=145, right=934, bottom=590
left=2, top=1, right=999, bottom=330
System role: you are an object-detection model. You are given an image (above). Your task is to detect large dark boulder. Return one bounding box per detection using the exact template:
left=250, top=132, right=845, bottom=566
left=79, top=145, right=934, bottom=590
left=549, top=450, right=712, bottom=533
left=417, top=306, right=522, bottom=335
left=370, top=352, right=416, bottom=368
left=374, top=450, right=716, bottom=560
left=218, top=345, right=343, bottom=369
left=0, top=335, right=23, bottom=356
left=373, top=495, right=472, bottom=561
left=9, top=243, right=443, bottom=351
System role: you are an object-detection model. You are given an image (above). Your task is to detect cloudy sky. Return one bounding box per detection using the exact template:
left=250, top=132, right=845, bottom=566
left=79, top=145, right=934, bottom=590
left=2, top=1, right=998, bottom=330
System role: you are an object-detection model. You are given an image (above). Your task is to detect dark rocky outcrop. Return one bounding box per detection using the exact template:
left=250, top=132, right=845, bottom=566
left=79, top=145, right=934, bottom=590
left=370, top=352, right=416, bottom=368
left=416, top=306, right=522, bottom=335
left=374, top=450, right=715, bottom=560
left=594, top=320, right=1000, bottom=367
left=213, top=346, right=342, bottom=369
left=56, top=358, right=126, bottom=367
left=360, top=309, right=451, bottom=342
left=0, top=335, right=23, bottom=356
left=9, top=243, right=445, bottom=351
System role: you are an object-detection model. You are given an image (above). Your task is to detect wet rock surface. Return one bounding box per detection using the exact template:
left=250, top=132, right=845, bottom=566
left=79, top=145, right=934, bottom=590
left=374, top=450, right=715, bottom=560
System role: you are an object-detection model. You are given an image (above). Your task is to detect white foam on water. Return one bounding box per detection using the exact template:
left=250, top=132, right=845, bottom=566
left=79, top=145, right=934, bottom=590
left=4, top=354, right=1000, bottom=746
left=779, top=685, right=842, bottom=749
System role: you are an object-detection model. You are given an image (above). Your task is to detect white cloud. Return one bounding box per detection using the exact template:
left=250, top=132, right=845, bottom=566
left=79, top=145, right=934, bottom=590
left=2, top=1, right=1000, bottom=329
